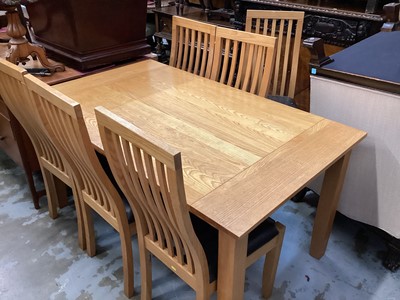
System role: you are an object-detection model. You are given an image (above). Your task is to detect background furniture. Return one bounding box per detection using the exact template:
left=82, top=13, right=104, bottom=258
left=24, top=0, right=150, bottom=71
left=96, top=106, right=285, bottom=299
left=235, top=0, right=394, bottom=46
left=309, top=31, right=400, bottom=268
left=169, top=16, right=216, bottom=77
left=53, top=59, right=366, bottom=300
left=153, top=5, right=234, bottom=60
left=245, top=10, right=304, bottom=103
left=25, top=74, right=137, bottom=297
left=233, top=0, right=399, bottom=111
left=0, top=4, right=64, bottom=72
left=210, top=26, right=277, bottom=97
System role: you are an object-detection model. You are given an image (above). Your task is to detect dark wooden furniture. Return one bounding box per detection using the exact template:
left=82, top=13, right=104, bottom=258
left=308, top=31, right=400, bottom=271
left=24, top=0, right=150, bottom=71
left=234, top=0, right=395, bottom=46
left=0, top=4, right=64, bottom=72
left=153, top=5, right=234, bottom=59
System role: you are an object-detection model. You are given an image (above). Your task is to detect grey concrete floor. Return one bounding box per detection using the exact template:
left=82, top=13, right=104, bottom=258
left=0, top=150, right=399, bottom=300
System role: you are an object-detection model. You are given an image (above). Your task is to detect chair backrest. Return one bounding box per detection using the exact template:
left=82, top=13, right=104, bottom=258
left=245, top=10, right=304, bottom=99
left=210, top=27, right=277, bottom=97
left=169, top=16, right=217, bottom=78
left=23, top=74, right=129, bottom=232
left=95, top=106, right=211, bottom=288
left=0, top=59, right=70, bottom=181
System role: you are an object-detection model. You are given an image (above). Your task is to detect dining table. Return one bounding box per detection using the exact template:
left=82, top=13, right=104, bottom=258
left=54, top=59, right=367, bottom=300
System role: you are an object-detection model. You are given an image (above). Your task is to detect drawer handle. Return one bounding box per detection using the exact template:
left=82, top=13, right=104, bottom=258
left=0, top=136, right=6, bottom=141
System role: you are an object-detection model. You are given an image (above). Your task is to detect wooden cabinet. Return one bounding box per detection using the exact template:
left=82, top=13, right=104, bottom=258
left=25, top=0, right=150, bottom=71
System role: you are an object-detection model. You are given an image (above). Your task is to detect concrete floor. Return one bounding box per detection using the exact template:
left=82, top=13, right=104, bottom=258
left=1, top=149, right=399, bottom=300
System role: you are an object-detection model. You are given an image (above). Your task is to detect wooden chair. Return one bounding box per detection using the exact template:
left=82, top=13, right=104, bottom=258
left=210, top=27, right=277, bottom=97
left=23, top=75, right=137, bottom=298
left=245, top=10, right=304, bottom=101
left=95, top=106, right=286, bottom=300
left=0, top=58, right=86, bottom=251
left=169, top=16, right=217, bottom=78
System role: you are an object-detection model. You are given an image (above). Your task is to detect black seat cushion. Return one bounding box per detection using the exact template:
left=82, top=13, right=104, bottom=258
left=191, top=213, right=219, bottom=283
left=247, top=217, right=279, bottom=256
left=267, top=95, right=297, bottom=108
left=190, top=213, right=279, bottom=283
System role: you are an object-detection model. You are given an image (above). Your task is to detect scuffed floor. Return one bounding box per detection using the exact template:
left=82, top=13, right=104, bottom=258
left=0, top=150, right=399, bottom=300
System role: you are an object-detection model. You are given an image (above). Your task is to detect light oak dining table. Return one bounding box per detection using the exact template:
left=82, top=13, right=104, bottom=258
left=54, top=59, right=366, bottom=300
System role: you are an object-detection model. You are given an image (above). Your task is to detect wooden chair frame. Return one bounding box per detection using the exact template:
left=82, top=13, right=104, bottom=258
left=0, top=58, right=86, bottom=251
left=23, top=75, right=136, bottom=298
left=210, top=26, right=277, bottom=97
left=96, top=106, right=286, bottom=299
left=245, top=10, right=304, bottom=99
left=170, top=16, right=217, bottom=78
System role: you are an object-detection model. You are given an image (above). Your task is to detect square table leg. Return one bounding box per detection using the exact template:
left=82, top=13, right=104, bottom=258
left=310, top=151, right=352, bottom=259
left=217, top=231, right=248, bottom=300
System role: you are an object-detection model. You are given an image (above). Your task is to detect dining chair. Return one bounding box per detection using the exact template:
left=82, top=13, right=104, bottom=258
left=245, top=11, right=310, bottom=200
left=0, top=58, right=86, bottom=250
left=95, top=105, right=286, bottom=299
left=23, top=74, right=137, bottom=298
left=169, top=16, right=217, bottom=78
left=245, top=10, right=304, bottom=104
left=210, top=26, right=277, bottom=97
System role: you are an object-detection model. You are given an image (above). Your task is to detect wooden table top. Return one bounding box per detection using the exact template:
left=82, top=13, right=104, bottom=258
left=54, top=59, right=366, bottom=238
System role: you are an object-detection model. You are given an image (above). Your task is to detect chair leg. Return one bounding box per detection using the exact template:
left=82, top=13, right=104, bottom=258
left=41, top=167, right=65, bottom=219
left=70, top=185, right=86, bottom=251
left=54, top=176, right=68, bottom=208
left=138, top=236, right=152, bottom=300
left=195, top=289, right=209, bottom=300
left=120, top=227, right=134, bottom=298
left=24, top=168, right=45, bottom=209
left=262, top=222, right=285, bottom=299
left=81, top=201, right=96, bottom=257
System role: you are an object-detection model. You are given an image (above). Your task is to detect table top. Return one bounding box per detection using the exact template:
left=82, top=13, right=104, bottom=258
left=54, top=59, right=366, bottom=238
left=315, top=31, right=400, bottom=95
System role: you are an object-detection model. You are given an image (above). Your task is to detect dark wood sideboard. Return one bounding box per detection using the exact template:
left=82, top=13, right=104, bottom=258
left=24, top=0, right=150, bottom=71
left=234, top=0, right=395, bottom=46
